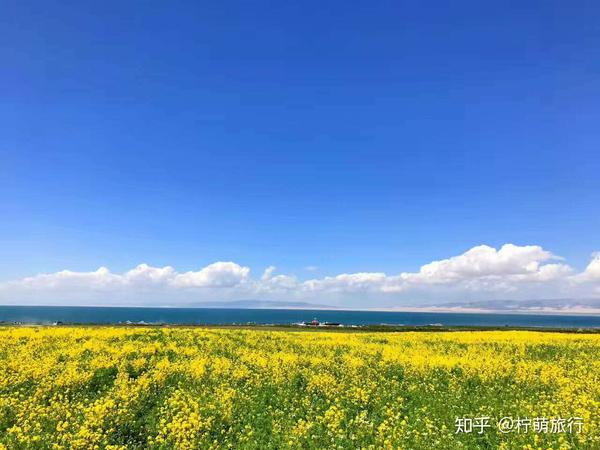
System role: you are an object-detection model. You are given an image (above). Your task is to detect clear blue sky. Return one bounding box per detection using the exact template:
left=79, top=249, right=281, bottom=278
left=2, top=0, right=599, bottom=282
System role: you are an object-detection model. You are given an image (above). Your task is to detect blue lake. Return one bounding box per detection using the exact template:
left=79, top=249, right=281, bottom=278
left=1, top=305, right=600, bottom=328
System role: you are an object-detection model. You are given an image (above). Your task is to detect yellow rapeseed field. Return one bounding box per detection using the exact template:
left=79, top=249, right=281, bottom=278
left=0, top=327, right=598, bottom=449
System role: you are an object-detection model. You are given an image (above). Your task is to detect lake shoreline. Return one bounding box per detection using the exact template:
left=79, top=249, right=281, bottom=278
left=3, top=323, right=600, bottom=334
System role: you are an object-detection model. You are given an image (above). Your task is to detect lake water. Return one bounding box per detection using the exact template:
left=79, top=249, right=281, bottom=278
left=1, top=305, right=600, bottom=328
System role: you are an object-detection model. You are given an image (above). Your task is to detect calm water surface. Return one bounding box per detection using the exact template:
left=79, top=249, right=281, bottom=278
left=1, top=306, right=600, bottom=328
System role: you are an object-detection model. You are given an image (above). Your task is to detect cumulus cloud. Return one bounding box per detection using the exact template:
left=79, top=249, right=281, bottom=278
left=571, top=252, right=600, bottom=285
left=400, top=244, right=566, bottom=284
left=299, top=244, right=572, bottom=295
left=125, top=264, right=176, bottom=284
left=173, top=262, right=250, bottom=288
left=259, top=266, right=299, bottom=292
left=1, top=244, right=598, bottom=308
left=16, top=267, right=122, bottom=290
left=261, top=266, right=277, bottom=282
left=5, top=262, right=250, bottom=292
left=303, top=272, right=388, bottom=293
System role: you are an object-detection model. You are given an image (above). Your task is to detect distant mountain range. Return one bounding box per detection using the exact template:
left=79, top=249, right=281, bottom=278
left=440, top=298, right=600, bottom=313
left=178, top=298, right=600, bottom=314
left=181, top=299, right=338, bottom=310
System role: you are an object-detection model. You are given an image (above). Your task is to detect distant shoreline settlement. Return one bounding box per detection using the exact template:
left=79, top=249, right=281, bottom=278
left=295, top=318, right=343, bottom=327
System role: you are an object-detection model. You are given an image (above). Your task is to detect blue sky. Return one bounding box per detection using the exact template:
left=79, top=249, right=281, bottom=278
left=1, top=1, right=600, bottom=308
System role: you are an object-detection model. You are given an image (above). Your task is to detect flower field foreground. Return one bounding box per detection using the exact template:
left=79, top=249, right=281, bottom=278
left=0, top=327, right=599, bottom=449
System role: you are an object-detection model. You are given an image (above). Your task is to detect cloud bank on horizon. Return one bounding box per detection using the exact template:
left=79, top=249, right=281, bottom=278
left=1, top=244, right=600, bottom=312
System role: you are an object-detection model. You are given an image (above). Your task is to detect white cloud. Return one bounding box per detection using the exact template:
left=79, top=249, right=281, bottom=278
left=399, top=244, right=566, bottom=285
left=264, top=274, right=298, bottom=291
left=259, top=266, right=299, bottom=292
left=261, top=266, right=277, bottom=282
left=125, top=264, right=176, bottom=284
left=15, top=267, right=122, bottom=290
left=303, top=272, right=387, bottom=293
left=571, top=252, right=600, bottom=284
left=1, top=244, right=598, bottom=308
left=5, top=262, right=250, bottom=292
left=299, top=244, right=572, bottom=295
left=172, top=262, right=250, bottom=288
